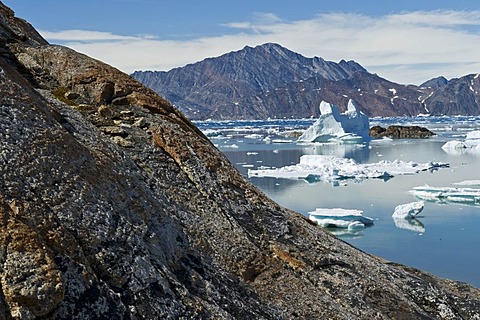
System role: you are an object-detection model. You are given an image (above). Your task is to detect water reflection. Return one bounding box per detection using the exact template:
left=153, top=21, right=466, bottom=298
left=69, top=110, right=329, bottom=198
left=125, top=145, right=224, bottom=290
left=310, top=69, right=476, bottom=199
left=392, top=217, right=425, bottom=233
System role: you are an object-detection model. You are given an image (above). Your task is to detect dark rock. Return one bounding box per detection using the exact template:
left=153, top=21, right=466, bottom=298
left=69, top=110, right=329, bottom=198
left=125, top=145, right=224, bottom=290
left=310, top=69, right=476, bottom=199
left=370, top=125, right=435, bottom=139
left=1, top=3, right=480, bottom=319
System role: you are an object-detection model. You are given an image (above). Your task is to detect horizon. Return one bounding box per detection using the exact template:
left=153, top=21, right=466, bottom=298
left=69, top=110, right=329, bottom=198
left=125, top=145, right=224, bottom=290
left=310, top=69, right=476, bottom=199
left=3, top=0, right=480, bottom=85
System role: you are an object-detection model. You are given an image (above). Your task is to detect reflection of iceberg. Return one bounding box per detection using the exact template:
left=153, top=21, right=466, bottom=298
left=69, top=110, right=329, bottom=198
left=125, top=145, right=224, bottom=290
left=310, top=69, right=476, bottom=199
left=308, top=208, right=374, bottom=230
left=410, top=185, right=480, bottom=205
left=393, top=217, right=425, bottom=233
left=298, top=100, right=370, bottom=143
left=442, top=130, right=480, bottom=155
left=392, top=201, right=424, bottom=218
left=248, top=155, right=449, bottom=185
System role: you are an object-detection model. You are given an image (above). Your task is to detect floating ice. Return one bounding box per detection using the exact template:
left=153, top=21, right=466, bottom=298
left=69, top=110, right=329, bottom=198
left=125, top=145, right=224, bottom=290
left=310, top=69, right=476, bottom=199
left=308, top=208, right=374, bottom=230
left=410, top=185, right=480, bottom=205
left=248, top=154, right=449, bottom=185
left=297, top=100, right=370, bottom=143
left=453, top=180, right=480, bottom=186
left=392, top=201, right=424, bottom=219
left=442, top=130, right=480, bottom=155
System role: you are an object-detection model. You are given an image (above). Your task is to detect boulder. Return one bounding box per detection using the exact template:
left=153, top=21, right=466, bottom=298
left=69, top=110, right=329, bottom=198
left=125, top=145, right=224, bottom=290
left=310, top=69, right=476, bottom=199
left=370, top=125, right=435, bottom=139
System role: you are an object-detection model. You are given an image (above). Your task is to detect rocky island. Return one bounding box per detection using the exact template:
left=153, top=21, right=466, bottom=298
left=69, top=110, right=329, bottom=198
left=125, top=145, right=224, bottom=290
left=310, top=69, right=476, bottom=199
left=0, top=3, right=479, bottom=319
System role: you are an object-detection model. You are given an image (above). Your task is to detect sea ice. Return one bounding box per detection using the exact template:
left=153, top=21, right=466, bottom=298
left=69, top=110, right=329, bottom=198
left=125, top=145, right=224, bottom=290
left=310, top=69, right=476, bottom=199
left=410, top=185, right=480, bottom=205
left=392, top=201, right=424, bottom=219
left=297, top=100, right=370, bottom=143
left=308, top=208, right=374, bottom=230
left=248, top=154, right=449, bottom=185
left=442, top=130, right=480, bottom=155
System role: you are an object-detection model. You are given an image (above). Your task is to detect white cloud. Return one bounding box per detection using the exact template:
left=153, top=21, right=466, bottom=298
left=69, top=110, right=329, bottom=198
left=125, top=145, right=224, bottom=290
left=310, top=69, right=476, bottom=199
left=40, top=10, right=480, bottom=84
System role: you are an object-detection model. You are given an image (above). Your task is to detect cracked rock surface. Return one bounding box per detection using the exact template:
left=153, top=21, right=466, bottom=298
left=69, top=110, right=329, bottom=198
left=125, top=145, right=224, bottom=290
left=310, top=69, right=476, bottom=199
left=0, top=3, right=479, bottom=319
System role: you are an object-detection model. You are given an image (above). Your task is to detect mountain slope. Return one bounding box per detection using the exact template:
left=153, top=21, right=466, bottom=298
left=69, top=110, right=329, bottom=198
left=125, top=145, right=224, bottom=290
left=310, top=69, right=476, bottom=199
left=133, top=44, right=480, bottom=119
left=132, top=43, right=368, bottom=119
left=1, top=3, right=480, bottom=319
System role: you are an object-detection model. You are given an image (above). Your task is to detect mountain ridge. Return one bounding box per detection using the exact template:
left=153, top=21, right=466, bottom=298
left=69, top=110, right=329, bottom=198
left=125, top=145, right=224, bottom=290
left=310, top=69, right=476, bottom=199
left=133, top=43, right=480, bottom=119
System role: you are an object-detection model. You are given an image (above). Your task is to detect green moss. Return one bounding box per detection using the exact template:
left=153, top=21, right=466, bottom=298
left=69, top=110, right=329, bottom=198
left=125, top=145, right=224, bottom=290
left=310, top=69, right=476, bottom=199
left=52, top=86, right=75, bottom=105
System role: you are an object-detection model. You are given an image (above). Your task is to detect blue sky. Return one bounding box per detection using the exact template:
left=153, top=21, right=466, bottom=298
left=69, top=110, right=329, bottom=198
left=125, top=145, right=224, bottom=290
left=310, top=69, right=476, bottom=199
left=4, top=0, right=480, bottom=84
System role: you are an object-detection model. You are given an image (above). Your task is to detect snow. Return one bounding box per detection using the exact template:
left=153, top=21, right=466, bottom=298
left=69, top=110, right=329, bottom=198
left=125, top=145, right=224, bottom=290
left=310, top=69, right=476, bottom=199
left=410, top=185, right=480, bottom=205
left=392, top=201, right=424, bottom=219
left=248, top=154, right=449, bottom=185
left=297, top=100, right=370, bottom=143
left=389, top=88, right=397, bottom=95
left=308, top=208, right=374, bottom=230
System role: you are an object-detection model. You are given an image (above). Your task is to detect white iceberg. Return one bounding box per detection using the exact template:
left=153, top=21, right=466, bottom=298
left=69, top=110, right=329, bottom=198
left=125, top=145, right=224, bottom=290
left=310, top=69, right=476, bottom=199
left=410, top=185, right=480, bottom=205
left=298, top=100, right=370, bottom=143
left=392, top=201, right=424, bottom=219
left=442, top=130, right=480, bottom=155
left=308, top=208, right=374, bottom=230
left=248, top=154, right=449, bottom=185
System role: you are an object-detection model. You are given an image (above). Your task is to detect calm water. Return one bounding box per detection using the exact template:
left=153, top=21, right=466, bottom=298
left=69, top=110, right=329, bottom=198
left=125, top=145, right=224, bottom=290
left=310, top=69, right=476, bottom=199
left=196, top=116, right=480, bottom=288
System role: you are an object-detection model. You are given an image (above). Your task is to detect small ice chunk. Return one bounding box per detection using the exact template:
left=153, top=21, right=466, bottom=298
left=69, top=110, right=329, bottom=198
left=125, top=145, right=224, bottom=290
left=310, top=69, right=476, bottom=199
left=308, top=208, right=374, bottom=229
left=392, top=201, right=424, bottom=219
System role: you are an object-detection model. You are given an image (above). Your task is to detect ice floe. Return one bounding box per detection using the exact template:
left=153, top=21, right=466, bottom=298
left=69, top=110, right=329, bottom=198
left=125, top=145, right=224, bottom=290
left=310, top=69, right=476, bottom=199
left=410, top=185, right=480, bottom=206
left=308, top=208, right=374, bottom=230
left=248, top=154, right=449, bottom=185
left=442, top=130, right=480, bottom=155
left=297, top=100, right=370, bottom=143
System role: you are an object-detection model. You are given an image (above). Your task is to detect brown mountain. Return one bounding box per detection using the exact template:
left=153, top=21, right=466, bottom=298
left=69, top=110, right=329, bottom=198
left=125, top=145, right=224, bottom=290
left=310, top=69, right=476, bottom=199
left=132, top=44, right=480, bottom=119
left=1, top=3, right=480, bottom=319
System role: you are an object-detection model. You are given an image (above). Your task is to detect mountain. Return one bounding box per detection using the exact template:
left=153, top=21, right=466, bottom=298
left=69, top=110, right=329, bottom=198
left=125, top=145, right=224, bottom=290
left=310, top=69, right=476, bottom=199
left=132, top=44, right=480, bottom=119
left=1, top=3, right=480, bottom=319
left=420, top=76, right=449, bottom=89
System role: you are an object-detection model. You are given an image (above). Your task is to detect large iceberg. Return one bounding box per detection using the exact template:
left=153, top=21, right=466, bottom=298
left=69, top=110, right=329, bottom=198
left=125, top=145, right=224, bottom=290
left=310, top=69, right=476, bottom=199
left=308, top=208, right=374, bottom=230
left=298, top=100, right=370, bottom=143
left=248, top=154, right=449, bottom=185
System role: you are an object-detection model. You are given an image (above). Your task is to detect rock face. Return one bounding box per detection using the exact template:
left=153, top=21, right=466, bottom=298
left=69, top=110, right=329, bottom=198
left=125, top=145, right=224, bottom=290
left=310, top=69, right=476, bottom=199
left=132, top=44, right=480, bottom=120
left=1, top=3, right=480, bottom=319
left=369, top=125, right=435, bottom=139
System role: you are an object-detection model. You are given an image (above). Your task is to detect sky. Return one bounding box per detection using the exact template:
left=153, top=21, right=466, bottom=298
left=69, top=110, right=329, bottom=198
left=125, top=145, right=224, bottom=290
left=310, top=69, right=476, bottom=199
left=3, top=0, right=480, bottom=85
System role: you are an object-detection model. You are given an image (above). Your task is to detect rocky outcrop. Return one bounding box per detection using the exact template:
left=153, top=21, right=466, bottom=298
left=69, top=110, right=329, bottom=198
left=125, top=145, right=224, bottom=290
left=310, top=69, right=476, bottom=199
left=369, top=125, right=435, bottom=139
left=1, top=3, right=480, bottom=319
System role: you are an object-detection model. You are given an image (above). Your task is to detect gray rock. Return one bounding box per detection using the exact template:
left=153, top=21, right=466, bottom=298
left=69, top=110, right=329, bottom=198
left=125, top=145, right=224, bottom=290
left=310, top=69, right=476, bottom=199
left=1, top=3, right=480, bottom=319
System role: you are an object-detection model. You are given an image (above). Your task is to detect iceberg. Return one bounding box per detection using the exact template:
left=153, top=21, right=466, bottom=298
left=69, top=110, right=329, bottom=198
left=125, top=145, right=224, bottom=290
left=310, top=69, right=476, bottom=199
left=391, top=201, right=425, bottom=233
left=392, top=201, right=424, bottom=219
left=410, top=185, right=480, bottom=205
left=298, top=100, right=370, bottom=143
left=248, top=154, right=449, bottom=185
left=308, top=208, right=374, bottom=230
left=442, top=130, right=480, bottom=155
